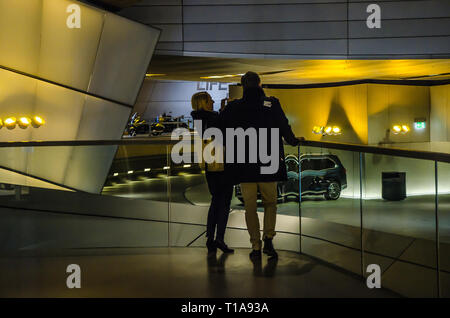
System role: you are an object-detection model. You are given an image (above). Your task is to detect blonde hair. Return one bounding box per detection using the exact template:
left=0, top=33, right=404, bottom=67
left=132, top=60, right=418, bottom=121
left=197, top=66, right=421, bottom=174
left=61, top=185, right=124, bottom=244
left=191, top=92, right=210, bottom=111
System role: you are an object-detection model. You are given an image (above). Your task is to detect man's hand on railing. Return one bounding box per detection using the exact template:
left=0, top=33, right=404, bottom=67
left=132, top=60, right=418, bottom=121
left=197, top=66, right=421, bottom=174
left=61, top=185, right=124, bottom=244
left=220, top=98, right=231, bottom=112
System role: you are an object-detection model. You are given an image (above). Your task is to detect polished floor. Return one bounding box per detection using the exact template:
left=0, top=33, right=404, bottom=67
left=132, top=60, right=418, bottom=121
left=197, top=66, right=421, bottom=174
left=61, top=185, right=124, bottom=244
left=0, top=247, right=399, bottom=298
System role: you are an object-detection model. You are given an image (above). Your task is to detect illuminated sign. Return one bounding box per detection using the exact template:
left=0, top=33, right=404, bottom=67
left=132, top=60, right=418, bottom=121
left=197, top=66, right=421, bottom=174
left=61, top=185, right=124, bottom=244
left=414, top=122, right=426, bottom=129
left=414, top=118, right=426, bottom=130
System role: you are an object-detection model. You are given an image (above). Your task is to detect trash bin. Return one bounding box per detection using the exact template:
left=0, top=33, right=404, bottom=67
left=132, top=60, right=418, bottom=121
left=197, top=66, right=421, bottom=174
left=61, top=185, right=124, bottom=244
left=382, top=172, right=406, bottom=201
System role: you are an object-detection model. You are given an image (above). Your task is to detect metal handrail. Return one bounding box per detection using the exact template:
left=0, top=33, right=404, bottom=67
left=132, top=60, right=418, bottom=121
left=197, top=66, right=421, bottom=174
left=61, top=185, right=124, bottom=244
left=0, top=138, right=179, bottom=147
left=298, top=140, right=450, bottom=163
left=0, top=137, right=449, bottom=163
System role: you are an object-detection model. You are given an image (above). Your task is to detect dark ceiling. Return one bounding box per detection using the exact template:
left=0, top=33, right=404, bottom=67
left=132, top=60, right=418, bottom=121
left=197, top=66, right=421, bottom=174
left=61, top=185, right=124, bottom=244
left=82, top=0, right=140, bottom=11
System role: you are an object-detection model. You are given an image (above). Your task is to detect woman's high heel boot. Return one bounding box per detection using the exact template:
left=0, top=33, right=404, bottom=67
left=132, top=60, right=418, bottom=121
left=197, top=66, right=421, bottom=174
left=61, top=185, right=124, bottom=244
left=206, top=238, right=217, bottom=254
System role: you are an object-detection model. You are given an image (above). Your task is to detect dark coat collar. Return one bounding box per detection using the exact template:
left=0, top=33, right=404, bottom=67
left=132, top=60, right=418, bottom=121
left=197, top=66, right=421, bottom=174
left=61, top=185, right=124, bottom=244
left=242, top=87, right=265, bottom=102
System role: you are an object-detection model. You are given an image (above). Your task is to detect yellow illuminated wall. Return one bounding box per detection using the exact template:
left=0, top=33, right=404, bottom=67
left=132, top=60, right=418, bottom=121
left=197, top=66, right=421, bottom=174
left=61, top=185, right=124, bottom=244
left=265, top=84, right=368, bottom=144
left=229, top=82, right=449, bottom=197
left=231, top=84, right=368, bottom=144
left=230, top=83, right=433, bottom=146
left=367, top=85, right=430, bottom=145
left=430, top=84, right=450, bottom=142
left=0, top=0, right=160, bottom=193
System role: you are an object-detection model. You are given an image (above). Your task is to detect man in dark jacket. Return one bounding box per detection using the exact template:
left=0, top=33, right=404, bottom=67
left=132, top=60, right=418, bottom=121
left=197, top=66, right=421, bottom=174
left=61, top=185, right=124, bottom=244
left=220, top=71, right=301, bottom=259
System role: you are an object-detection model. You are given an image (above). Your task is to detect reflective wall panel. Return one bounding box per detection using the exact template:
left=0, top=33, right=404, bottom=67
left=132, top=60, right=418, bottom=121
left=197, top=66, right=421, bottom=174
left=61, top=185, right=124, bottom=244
left=0, top=68, right=133, bottom=192
left=0, top=0, right=42, bottom=75
left=362, top=154, right=437, bottom=298
left=0, top=0, right=160, bottom=192
left=39, top=0, right=104, bottom=91
left=438, top=162, right=450, bottom=297
left=0, top=0, right=160, bottom=103
left=88, top=13, right=160, bottom=105
left=300, top=145, right=362, bottom=275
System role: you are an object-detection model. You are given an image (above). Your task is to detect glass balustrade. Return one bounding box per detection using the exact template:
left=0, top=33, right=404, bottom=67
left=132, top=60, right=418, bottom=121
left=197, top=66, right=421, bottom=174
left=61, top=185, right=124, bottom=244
left=299, top=145, right=362, bottom=275
left=438, top=161, right=450, bottom=298
left=361, top=154, right=437, bottom=297
left=0, top=139, right=448, bottom=297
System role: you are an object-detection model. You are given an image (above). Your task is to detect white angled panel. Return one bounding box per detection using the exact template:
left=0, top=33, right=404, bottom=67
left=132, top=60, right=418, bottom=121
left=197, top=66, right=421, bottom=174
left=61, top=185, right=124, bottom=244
left=75, top=96, right=131, bottom=140
left=26, top=81, right=86, bottom=184
left=31, top=81, right=86, bottom=141
left=38, top=0, right=104, bottom=91
left=0, top=0, right=42, bottom=75
left=63, top=145, right=119, bottom=193
left=89, top=13, right=160, bottom=105
left=0, top=68, right=36, bottom=143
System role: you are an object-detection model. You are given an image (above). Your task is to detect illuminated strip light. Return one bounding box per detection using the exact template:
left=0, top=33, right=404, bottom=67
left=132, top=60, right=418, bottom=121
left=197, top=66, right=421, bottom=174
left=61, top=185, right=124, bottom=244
left=144, top=168, right=151, bottom=172
left=183, top=164, right=191, bottom=168
left=145, top=74, right=166, bottom=77
left=200, top=73, right=245, bottom=79
left=163, top=166, right=170, bottom=170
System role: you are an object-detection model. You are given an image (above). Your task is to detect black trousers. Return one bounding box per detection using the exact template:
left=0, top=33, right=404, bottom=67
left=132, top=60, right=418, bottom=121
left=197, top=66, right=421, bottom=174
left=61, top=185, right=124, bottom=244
left=205, top=171, right=234, bottom=241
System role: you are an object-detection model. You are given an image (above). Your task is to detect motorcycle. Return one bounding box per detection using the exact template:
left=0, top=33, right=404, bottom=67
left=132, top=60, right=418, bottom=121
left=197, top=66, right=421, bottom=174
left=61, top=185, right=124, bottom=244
left=150, top=112, right=189, bottom=136
left=125, top=113, right=150, bottom=137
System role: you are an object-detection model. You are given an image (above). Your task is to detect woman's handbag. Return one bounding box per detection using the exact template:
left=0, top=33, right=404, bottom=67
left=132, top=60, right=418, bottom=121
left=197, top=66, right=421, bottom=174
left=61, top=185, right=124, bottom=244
left=197, top=136, right=224, bottom=172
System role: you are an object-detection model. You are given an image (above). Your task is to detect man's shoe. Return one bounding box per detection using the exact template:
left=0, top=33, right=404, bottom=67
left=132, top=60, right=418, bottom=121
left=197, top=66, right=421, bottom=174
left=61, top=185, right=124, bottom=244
left=215, top=240, right=234, bottom=253
left=249, top=249, right=262, bottom=259
left=263, top=238, right=278, bottom=258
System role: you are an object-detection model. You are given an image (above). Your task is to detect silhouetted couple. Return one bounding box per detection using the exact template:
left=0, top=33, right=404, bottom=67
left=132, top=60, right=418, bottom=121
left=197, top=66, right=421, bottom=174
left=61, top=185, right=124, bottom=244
left=191, top=72, right=301, bottom=259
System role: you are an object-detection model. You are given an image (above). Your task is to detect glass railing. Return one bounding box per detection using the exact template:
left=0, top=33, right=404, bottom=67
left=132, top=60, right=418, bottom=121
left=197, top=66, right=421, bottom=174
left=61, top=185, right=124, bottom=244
left=0, top=140, right=302, bottom=256
left=297, top=140, right=450, bottom=298
left=438, top=161, right=450, bottom=298
left=0, top=138, right=448, bottom=298
left=299, top=145, right=362, bottom=275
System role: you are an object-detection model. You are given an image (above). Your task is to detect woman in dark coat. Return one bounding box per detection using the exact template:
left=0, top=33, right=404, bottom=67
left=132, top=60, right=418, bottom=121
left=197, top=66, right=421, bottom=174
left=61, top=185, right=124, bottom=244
left=191, top=92, right=234, bottom=254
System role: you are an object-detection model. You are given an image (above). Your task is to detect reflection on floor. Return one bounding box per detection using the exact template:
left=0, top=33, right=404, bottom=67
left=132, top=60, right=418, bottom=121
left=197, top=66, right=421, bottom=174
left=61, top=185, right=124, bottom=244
left=0, top=247, right=399, bottom=298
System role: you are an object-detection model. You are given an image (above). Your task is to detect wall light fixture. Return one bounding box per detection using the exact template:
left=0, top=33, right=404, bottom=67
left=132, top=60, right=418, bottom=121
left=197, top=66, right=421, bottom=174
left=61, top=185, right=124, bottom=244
left=312, top=125, right=342, bottom=136
left=4, top=117, right=17, bottom=130
left=392, top=124, right=410, bottom=134
left=0, top=116, right=45, bottom=130
left=18, top=117, right=31, bottom=129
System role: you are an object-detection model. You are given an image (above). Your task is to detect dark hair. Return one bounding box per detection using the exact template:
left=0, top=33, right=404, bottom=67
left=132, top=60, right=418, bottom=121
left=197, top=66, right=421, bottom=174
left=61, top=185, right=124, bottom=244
left=241, top=71, right=261, bottom=90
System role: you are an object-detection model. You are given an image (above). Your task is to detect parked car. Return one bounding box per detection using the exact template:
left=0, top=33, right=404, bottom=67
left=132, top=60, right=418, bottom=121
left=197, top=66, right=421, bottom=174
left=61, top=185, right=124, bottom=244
left=234, top=153, right=347, bottom=202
